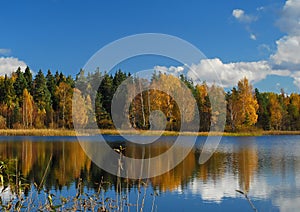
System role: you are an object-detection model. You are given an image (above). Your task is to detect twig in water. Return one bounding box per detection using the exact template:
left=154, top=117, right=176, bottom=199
left=236, top=189, right=258, bottom=212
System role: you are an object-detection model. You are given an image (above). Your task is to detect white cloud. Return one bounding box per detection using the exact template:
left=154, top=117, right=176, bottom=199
left=276, top=0, right=300, bottom=35
left=154, top=2, right=300, bottom=90
left=0, top=57, right=27, bottom=76
left=271, top=35, right=300, bottom=65
left=0, top=48, right=11, bottom=56
left=154, top=58, right=290, bottom=88
left=155, top=0, right=300, bottom=89
left=232, top=9, right=257, bottom=23
left=270, top=0, right=300, bottom=86
left=250, top=33, right=257, bottom=40
left=290, top=71, right=300, bottom=88
left=189, top=58, right=289, bottom=87
left=232, top=9, right=244, bottom=19
left=232, top=9, right=258, bottom=40
left=154, top=65, right=184, bottom=74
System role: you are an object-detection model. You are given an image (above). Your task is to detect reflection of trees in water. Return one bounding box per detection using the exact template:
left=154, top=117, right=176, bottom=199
left=197, top=151, right=227, bottom=183
left=0, top=140, right=265, bottom=195
left=196, top=143, right=258, bottom=193
left=233, top=146, right=258, bottom=193
left=150, top=148, right=196, bottom=192
left=0, top=141, right=91, bottom=190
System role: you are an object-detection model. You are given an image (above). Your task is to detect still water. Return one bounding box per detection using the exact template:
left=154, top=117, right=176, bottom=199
left=0, top=135, right=299, bottom=211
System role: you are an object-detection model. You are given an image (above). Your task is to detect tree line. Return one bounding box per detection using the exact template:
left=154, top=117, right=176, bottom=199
left=0, top=66, right=299, bottom=131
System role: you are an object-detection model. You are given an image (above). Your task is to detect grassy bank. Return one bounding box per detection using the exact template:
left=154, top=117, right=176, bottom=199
left=0, top=129, right=77, bottom=136
left=261, top=130, right=300, bottom=135
left=1, top=129, right=300, bottom=136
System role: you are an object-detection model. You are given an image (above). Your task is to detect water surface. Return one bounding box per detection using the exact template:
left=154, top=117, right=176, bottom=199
left=0, top=135, right=299, bottom=211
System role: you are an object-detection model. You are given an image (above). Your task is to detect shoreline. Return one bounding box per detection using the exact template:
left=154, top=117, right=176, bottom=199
left=1, top=129, right=300, bottom=137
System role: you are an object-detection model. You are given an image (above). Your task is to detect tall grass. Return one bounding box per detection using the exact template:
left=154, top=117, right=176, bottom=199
left=1, top=128, right=300, bottom=137
left=0, top=154, right=156, bottom=211
left=0, top=129, right=76, bottom=136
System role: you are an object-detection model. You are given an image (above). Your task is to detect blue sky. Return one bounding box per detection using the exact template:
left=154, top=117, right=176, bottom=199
left=1, top=0, right=299, bottom=93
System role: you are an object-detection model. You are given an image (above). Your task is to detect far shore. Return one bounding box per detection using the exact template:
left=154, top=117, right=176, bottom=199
left=1, top=129, right=300, bottom=137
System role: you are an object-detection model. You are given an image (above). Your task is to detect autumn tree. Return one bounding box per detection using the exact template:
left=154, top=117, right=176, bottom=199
left=75, top=69, right=88, bottom=96
left=195, top=83, right=211, bottom=131
left=55, top=82, right=73, bottom=128
left=277, top=89, right=289, bottom=130
left=268, top=93, right=283, bottom=130
left=229, top=78, right=258, bottom=130
left=2, top=66, right=300, bottom=132
left=0, top=115, right=6, bottom=129
left=72, top=88, right=88, bottom=128
left=130, top=77, right=150, bottom=130
left=208, top=84, right=226, bottom=131
left=150, top=74, right=182, bottom=131
left=22, top=88, right=34, bottom=128
left=227, top=88, right=238, bottom=131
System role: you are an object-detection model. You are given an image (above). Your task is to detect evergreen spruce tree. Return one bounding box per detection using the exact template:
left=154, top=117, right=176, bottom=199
left=13, top=67, right=28, bottom=104
left=24, top=66, right=33, bottom=93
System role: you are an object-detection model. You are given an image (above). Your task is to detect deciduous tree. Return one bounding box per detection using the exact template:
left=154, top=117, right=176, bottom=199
left=22, top=88, right=34, bottom=128
left=229, top=78, right=258, bottom=130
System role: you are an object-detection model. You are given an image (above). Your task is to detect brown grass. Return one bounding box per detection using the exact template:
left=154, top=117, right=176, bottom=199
left=1, top=129, right=300, bottom=137
left=0, top=129, right=76, bottom=136
left=262, top=130, right=300, bottom=135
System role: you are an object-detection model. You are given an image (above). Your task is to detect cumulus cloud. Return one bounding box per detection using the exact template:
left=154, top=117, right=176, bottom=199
left=154, top=58, right=290, bottom=88
left=230, top=1, right=300, bottom=88
left=290, top=71, right=300, bottom=88
left=270, top=0, right=300, bottom=88
left=272, top=0, right=300, bottom=65
left=0, top=57, right=27, bottom=76
left=156, top=2, right=300, bottom=89
left=154, top=65, right=184, bottom=74
left=232, top=9, right=257, bottom=23
left=276, top=0, right=300, bottom=35
left=271, top=35, right=300, bottom=65
left=190, top=59, right=290, bottom=87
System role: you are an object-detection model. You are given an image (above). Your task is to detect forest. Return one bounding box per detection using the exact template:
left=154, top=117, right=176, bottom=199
left=0, top=66, right=299, bottom=132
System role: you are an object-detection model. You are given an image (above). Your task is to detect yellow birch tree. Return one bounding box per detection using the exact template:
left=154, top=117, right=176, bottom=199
left=72, top=88, right=88, bottom=128
left=233, top=78, right=259, bottom=129
left=269, top=93, right=282, bottom=130
left=22, top=88, right=34, bottom=128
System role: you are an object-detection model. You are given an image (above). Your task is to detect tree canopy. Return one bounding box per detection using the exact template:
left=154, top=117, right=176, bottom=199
left=0, top=67, right=299, bottom=132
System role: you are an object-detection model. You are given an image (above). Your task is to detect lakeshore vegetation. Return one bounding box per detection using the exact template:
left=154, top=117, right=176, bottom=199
left=0, top=66, right=300, bottom=134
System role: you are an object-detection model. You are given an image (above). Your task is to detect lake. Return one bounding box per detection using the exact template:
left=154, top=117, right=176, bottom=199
left=0, top=135, right=299, bottom=211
